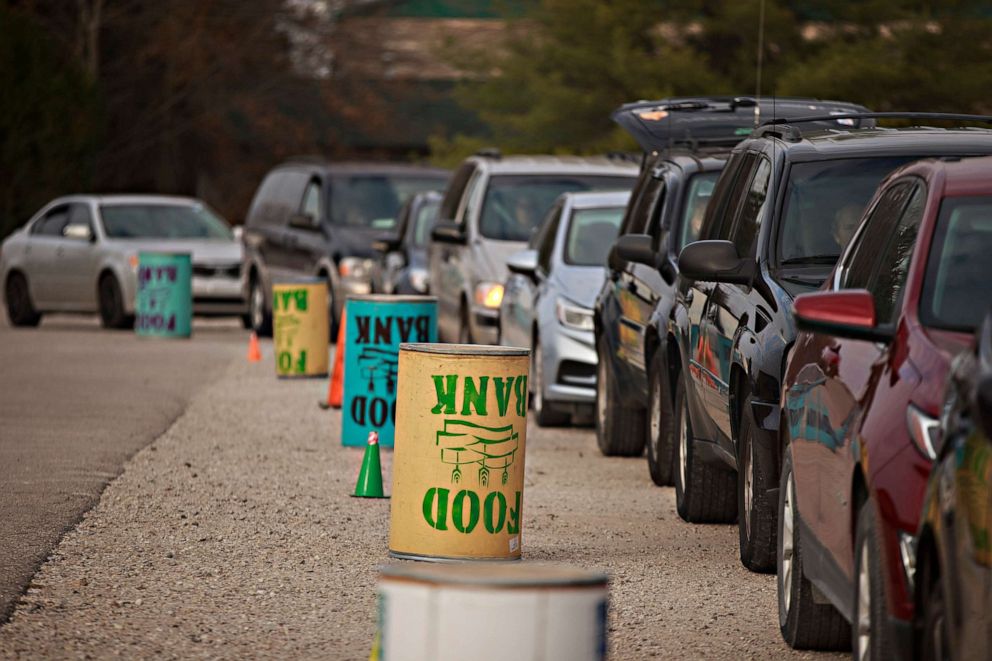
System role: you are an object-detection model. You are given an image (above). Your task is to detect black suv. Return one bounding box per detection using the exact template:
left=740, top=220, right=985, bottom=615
left=670, top=115, right=992, bottom=573
left=242, top=160, right=449, bottom=335
left=595, top=97, right=870, bottom=487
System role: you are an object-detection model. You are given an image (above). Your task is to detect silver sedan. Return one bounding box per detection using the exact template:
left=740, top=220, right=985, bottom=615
left=499, top=190, right=629, bottom=426
left=1, top=195, right=247, bottom=328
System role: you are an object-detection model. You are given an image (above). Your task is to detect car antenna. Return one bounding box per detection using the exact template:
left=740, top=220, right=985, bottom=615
left=754, top=0, right=766, bottom=128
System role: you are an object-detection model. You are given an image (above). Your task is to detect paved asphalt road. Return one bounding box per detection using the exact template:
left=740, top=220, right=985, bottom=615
left=0, top=314, right=244, bottom=621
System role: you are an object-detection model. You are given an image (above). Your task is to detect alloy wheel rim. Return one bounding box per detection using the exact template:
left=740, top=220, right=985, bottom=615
left=857, top=540, right=872, bottom=661
left=596, top=359, right=607, bottom=428
left=781, top=470, right=795, bottom=614
left=743, top=437, right=753, bottom=537
left=251, top=281, right=264, bottom=329
left=649, top=378, right=661, bottom=459
left=678, top=396, right=689, bottom=490
left=533, top=345, right=543, bottom=414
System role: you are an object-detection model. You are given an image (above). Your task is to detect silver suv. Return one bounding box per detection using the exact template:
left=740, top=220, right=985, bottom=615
left=429, top=153, right=637, bottom=343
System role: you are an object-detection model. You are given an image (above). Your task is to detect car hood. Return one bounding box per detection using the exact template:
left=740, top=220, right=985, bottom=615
left=329, top=225, right=394, bottom=259
left=471, top=238, right=528, bottom=284
left=553, top=266, right=606, bottom=310
left=103, top=239, right=242, bottom=265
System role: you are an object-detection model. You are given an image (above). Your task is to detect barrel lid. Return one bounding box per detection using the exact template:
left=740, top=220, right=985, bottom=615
left=400, top=343, right=529, bottom=357
left=138, top=251, right=191, bottom=259
left=272, top=276, right=324, bottom=285
left=347, top=294, right=437, bottom=304
left=379, top=562, right=607, bottom=588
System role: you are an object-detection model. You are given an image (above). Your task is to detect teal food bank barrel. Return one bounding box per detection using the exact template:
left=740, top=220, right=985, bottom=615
left=342, top=295, right=437, bottom=447
left=135, top=252, right=192, bottom=338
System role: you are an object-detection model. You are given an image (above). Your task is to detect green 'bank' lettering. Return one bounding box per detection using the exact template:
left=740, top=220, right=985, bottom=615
left=422, top=487, right=449, bottom=530
left=431, top=375, right=457, bottom=414
left=494, top=377, right=514, bottom=417
left=460, top=376, right=489, bottom=416
left=452, top=490, right=480, bottom=533
left=514, top=376, right=528, bottom=417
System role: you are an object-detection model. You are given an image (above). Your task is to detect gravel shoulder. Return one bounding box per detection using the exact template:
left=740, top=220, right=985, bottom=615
left=0, top=339, right=843, bottom=659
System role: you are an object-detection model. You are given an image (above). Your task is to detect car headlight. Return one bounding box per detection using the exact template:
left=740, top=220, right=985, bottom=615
left=474, top=282, right=504, bottom=309
left=556, top=298, right=593, bottom=331
left=339, top=257, right=374, bottom=281
left=409, top=268, right=429, bottom=294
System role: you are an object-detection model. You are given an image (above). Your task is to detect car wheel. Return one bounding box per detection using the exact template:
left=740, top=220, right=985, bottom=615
left=778, top=450, right=849, bottom=650
left=854, top=500, right=893, bottom=661
left=595, top=337, right=645, bottom=456
left=673, top=375, right=736, bottom=523
left=918, top=558, right=950, bottom=661
left=458, top=304, right=473, bottom=344
left=98, top=274, right=132, bottom=329
left=323, top=273, right=338, bottom=339
left=5, top=272, right=42, bottom=327
left=646, top=351, right=676, bottom=486
left=738, top=396, right=777, bottom=572
left=531, top=339, right=569, bottom=427
left=249, top=274, right=272, bottom=337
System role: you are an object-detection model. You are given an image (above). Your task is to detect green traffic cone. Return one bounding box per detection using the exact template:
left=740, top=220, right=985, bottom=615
left=354, top=431, right=387, bottom=498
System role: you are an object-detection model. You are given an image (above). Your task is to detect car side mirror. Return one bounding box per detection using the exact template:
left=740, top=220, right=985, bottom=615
left=793, top=290, right=893, bottom=343
left=506, top=249, right=538, bottom=277
left=678, top=240, right=755, bottom=285
left=431, top=221, right=467, bottom=245
left=63, top=223, right=93, bottom=242
left=614, top=234, right=657, bottom=268
left=289, top=212, right=319, bottom=230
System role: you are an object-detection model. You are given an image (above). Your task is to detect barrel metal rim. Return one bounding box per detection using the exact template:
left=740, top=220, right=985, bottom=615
left=272, top=276, right=325, bottom=285
left=399, top=343, right=529, bottom=357
left=137, top=251, right=192, bottom=260
left=380, top=560, right=608, bottom=588
left=346, top=294, right=438, bottom=303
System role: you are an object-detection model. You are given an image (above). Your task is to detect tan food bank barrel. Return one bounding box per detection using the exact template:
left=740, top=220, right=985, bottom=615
left=374, top=562, right=608, bottom=661
left=272, top=278, right=329, bottom=378
left=389, top=344, right=529, bottom=561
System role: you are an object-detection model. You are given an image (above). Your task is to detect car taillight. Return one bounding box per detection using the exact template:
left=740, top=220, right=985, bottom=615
left=906, top=404, right=939, bottom=460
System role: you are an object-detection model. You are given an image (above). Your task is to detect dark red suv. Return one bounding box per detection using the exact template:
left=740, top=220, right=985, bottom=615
left=778, top=156, right=992, bottom=657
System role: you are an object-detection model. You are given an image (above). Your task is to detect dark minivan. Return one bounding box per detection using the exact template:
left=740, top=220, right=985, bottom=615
left=242, top=160, right=449, bottom=334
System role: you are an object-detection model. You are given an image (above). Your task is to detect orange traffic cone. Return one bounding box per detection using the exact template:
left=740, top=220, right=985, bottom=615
left=318, top=311, right=346, bottom=409
left=247, top=332, right=262, bottom=363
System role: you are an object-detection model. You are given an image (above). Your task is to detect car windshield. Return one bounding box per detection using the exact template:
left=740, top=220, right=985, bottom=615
left=329, top=175, right=447, bottom=229
left=677, top=172, right=720, bottom=250
left=778, top=157, right=915, bottom=264
left=411, top=199, right=440, bottom=246
left=479, top=175, right=634, bottom=241
left=920, top=196, right=992, bottom=332
left=564, top=206, right=625, bottom=266
left=100, top=204, right=232, bottom=239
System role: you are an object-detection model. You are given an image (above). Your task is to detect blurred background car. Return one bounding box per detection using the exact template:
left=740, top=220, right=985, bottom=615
left=500, top=190, right=629, bottom=426
left=372, top=190, right=442, bottom=295
left=915, top=310, right=992, bottom=661
left=429, top=151, right=638, bottom=344
left=1, top=195, right=246, bottom=329
left=242, top=160, right=450, bottom=335
left=781, top=154, right=992, bottom=657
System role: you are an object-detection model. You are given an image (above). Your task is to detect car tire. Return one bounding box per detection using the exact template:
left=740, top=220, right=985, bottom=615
left=5, top=272, right=42, bottom=327
left=98, top=273, right=132, bottom=329
left=673, top=375, right=736, bottom=523
left=595, top=338, right=645, bottom=456
left=458, top=304, right=473, bottom=344
left=738, top=396, right=777, bottom=572
left=646, top=351, right=676, bottom=486
left=917, top=557, right=950, bottom=661
left=248, top=273, right=272, bottom=337
left=854, top=500, right=894, bottom=660
left=532, top=339, right=569, bottom=427
left=778, top=450, right=849, bottom=650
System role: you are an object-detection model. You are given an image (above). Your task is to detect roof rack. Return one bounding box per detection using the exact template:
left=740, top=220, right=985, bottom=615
left=474, top=147, right=502, bottom=160
left=754, top=112, right=992, bottom=142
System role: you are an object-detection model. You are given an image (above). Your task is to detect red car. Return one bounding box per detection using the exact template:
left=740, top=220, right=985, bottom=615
left=777, top=155, right=992, bottom=658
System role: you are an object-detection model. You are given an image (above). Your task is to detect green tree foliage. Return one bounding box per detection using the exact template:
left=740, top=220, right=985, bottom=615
left=0, top=5, right=102, bottom=239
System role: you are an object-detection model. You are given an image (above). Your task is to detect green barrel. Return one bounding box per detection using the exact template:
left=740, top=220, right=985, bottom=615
left=135, top=252, right=192, bottom=338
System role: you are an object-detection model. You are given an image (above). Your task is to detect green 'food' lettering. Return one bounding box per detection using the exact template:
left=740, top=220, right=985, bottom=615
left=452, top=489, right=480, bottom=533
left=422, top=487, right=449, bottom=530
left=507, top=490, right=521, bottom=534
left=484, top=491, right=507, bottom=533
left=431, top=375, right=458, bottom=414
left=461, top=376, right=489, bottom=416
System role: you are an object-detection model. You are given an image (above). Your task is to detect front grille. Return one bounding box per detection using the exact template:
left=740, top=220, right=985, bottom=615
left=193, top=263, right=240, bottom=278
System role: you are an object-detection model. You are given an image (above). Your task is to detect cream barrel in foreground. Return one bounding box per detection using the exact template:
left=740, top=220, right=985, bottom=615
left=389, top=344, right=529, bottom=561
left=375, top=563, right=608, bottom=661
left=272, top=278, right=329, bottom=378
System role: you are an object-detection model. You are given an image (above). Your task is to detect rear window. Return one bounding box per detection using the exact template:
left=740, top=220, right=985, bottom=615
left=920, top=196, right=992, bottom=332
left=564, top=206, right=626, bottom=266
left=329, top=174, right=448, bottom=229
left=101, top=204, right=232, bottom=239
left=478, top=175, right=634, bottom=242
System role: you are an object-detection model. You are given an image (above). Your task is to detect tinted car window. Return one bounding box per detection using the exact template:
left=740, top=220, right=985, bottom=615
left=617, top=170, right=659, bottom=236
left=702, top=152, right=752, bottom=241
left=870, top=185, right=924, bottom=323
left=246, top=171, right=287, bottom=227
left=921, top=196, right=992, bottom=331
left=844, top=182, right=914, bottom=290
left=329, top=175, right=446, bottom=230
left=101, top=204, right=233, bottom=239
left=779, top=157, right=914, bottom=265
left=302, top=180, right=321, bottom=218
left=535, top=205, right=564, bottom=273
left=33, top=206, right=71, bottom=236
left=276, top=172, right=309, bottom=227
left=677, top=172, right=719, bottom=250
left=479, top=175, right=633, bottom=242
left=411, top=199, right=440, bottom=246
left=564, top=206, right=626, bottom=266
left=731, top=156, right=772, bottom=257
left=439, top=163, right=475, bottom=221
